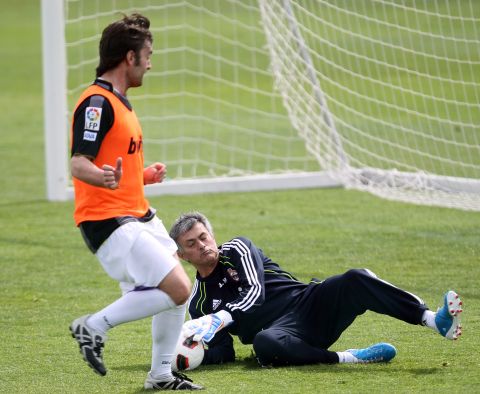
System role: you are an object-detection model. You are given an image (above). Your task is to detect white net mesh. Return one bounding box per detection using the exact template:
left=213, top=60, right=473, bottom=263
left=62, top=0, right=480, bottom=210
left=260, top=0, right=480, bottom=210
left=65, top=0, right=320, bottom=182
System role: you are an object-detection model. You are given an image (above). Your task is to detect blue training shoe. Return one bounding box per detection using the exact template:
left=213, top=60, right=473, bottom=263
left=435, top=290, right=463, bottom=340
left=347, top=342, right=397, bottom=363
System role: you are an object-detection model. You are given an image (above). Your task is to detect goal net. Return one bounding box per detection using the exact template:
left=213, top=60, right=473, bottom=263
left=42, top=0, right=480, bottom=211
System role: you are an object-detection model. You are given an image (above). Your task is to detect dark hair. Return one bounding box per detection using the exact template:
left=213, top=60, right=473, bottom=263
left=169, top=212, right=214, bottom=250
left=96, top=13, right=153, bottom=77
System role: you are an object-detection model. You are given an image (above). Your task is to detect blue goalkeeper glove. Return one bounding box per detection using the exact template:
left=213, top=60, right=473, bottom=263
left=183, top=310, right=233, bottom=343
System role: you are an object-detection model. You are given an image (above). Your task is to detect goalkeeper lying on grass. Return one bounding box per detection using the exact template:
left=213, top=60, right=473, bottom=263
left=169, top=212, right=463, bottom=367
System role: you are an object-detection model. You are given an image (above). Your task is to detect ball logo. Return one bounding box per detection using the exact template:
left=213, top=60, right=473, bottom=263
left=85, top=107, right=102, bottom=131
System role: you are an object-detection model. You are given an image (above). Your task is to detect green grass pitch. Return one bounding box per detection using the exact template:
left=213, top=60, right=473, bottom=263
left=0, top=1, right=479, bottom=393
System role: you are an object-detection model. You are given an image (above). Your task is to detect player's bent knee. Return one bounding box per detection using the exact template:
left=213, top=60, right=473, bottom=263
left=343, top=268, right=370, bottom=283
left=253, top=330, right=285, bottom=366
left=171, top=285, right=190, bottom=305
left=158, top=265, right=192, bottom=305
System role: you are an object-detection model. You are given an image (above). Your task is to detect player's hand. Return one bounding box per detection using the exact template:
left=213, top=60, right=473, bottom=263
left=182, top=310, right=233, bottom=343
left=102, top=157, right=122, bottom=189
left=144, top=162, right=167, bottom=185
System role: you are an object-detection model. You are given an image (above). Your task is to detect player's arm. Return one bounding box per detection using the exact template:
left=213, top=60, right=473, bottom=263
left=186, top=307, right=235, bottom=364
left=202, top=330, right=235, bottom=365
left=143, top=162, right=167, bottom=185
left=71, top=155, right=123, bottom=189
left=222, top=237, right=266, bottom=316
left=71, top=94, right=121, bottom=189
left=183, top=309, right=233, bottom=343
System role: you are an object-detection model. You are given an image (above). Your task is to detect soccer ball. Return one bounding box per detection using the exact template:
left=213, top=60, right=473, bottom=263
left=171, top=334, right=205, bottom=372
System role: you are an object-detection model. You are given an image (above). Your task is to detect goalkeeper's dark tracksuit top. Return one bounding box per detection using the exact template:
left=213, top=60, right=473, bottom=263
left=188, top=237, right=429, bottom=366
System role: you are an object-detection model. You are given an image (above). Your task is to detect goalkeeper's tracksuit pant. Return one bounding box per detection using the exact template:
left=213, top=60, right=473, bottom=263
left=252, top=268, right=428, bottom=366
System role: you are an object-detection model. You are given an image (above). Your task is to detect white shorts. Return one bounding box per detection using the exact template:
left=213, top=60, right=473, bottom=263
left=96, top=216, right=178, bottom=292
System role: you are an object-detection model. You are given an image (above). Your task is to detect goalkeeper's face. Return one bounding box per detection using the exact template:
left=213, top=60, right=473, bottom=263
left=177, top=222, right=219, bottom=271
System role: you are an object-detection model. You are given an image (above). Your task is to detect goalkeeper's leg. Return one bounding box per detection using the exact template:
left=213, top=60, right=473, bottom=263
left=308, top=268, right=429, bottom=349
left=253, top=327, right=338, bottom=366
left=253, top=327, right=397, bottom=366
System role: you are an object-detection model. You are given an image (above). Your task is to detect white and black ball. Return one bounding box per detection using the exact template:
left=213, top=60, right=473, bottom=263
left=171, top=334, right=205, bottom=371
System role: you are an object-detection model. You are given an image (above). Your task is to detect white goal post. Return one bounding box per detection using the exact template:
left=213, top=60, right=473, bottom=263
left=42, top=0, right=480, bottom=211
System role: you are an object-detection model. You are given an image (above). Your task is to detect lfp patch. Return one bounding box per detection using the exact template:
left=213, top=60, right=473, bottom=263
left=85, top=107, right=102, bottom=131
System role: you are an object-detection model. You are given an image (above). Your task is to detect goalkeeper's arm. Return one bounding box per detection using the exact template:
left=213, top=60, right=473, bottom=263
left=183, top=310, right=233, bottom=343
left=202, top=330, right=235, bottom=365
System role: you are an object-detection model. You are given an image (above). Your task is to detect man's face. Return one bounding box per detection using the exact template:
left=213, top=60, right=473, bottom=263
left=177, top=222, right=219, bottom=268
left=128, top=40, right=152, bottom=87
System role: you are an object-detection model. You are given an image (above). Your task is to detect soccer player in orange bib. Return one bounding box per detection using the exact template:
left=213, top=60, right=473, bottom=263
left=68, top=14, right=202, bottom=390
